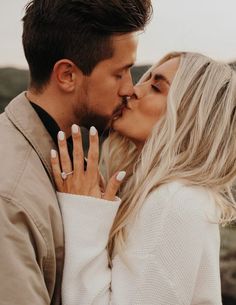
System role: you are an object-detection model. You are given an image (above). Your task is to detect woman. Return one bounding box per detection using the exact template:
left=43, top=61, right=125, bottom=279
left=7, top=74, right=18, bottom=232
left=51, top=52, right=236, bottom=305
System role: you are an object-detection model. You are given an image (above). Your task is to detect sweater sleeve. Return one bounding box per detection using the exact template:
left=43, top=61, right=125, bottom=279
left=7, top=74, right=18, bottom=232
left=58, top=184, right=221, bottom=305
left=57, top=192, right=121, bottom=305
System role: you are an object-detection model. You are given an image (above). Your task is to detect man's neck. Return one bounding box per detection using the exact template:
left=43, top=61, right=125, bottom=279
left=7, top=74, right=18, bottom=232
left=26, top=89, right=74, bottom=137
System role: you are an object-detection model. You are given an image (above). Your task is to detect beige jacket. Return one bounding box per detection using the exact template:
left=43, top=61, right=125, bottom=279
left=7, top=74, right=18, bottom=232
left=0, top=92, right=64, bottom=305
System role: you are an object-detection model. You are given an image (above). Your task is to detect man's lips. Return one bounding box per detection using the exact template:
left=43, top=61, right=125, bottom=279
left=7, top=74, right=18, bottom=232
left=112, top=97, right=131, bottom=121
left=112, top=104, right=127, bottom=120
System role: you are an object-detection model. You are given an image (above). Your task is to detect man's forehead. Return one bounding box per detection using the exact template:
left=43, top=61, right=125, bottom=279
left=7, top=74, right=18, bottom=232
left=111, top=33, right=138, bottom=63
left=111, top=58, right=135, bottom=70
left=112, top=31, right=143, bottom=41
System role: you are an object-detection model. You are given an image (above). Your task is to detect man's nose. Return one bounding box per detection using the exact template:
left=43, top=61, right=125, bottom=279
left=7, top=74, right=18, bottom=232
left=119, top=72, right=134, bottom=97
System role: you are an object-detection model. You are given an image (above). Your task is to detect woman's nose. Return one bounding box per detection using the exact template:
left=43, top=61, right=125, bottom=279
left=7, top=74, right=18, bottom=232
left=127, top=83, right=147, bottom=108
left=133, top=82, right=148, bottom=99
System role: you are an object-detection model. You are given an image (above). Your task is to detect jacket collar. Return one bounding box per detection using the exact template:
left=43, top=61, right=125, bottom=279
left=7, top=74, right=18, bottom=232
left=5, top=92, right=57, bottom=185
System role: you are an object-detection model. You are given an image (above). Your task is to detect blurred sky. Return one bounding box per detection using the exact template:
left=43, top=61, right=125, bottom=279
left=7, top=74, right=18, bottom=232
left=0, top=0, right=236, bottom=68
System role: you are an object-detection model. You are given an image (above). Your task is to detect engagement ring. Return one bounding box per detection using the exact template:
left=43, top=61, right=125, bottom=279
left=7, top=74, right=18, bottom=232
left=61, top=171, right=74, bottom=180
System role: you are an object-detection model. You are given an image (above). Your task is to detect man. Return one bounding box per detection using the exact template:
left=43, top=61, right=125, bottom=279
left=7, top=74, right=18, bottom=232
left=0, top=0, right=152, bottom=304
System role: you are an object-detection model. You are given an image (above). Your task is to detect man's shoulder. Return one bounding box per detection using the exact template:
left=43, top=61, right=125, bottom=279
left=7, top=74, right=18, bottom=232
left=0, top=109, right=32, bottom=191
left=0, top=134, right=55, bottom=201
left=0, top=129, right=61, bottom=237
left=0, top=93, right=56, bottom=203
left=0, top=108, right=57, bottom=216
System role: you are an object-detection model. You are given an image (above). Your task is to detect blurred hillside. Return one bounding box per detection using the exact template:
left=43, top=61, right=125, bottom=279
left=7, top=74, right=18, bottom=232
left=1, top=62, right=235, bottom=112
left=131, top=65, right=151, bottom=84
left=0, top=68, right=29, bottom=113
left=230, top=62, right=236, bottom=70
left=0, top=66, right=150, bottom=113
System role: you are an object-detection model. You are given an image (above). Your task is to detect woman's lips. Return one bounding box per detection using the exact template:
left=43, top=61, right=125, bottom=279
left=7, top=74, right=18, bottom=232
left=112, top=105, right=127, bottom=120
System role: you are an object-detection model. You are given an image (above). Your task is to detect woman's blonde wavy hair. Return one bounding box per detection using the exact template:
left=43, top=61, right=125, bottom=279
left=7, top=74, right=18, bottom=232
left=101, top=52, right=236, bottom=258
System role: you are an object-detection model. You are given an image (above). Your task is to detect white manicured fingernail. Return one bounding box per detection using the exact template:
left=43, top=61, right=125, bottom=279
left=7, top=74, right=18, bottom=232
left=58, top=131, right=65, bottom=141
left=72, top=124, right=79, bottom=134
left=116, top=171, right=126, bottom=182
left=90, top=126, right=97, bottom=136
left=51, top=149, right=57, bottom=158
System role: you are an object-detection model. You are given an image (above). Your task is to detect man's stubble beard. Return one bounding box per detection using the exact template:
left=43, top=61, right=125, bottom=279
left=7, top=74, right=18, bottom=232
left=74, top=78, right=126, bottom=136
left=74, top=83, right=112, bottom=135
left=78, top=105, right=111, bottom=135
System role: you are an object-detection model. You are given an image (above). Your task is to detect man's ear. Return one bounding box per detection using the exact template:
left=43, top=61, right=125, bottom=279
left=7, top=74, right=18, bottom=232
left=53, top=59, right=83, bottom=92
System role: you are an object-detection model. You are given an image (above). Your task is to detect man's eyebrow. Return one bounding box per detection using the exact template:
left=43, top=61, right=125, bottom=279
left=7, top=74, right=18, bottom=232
left=117, top=63, right=134, bottom=71
left=126, top=63, right=134, bottom=69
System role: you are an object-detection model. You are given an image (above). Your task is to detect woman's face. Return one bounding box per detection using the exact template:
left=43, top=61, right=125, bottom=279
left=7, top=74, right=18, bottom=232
left=112, top=57, right=180, bottom=147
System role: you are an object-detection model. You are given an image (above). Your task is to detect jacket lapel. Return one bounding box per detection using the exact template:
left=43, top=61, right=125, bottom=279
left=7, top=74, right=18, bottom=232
left=5, top=92, right=57, bottom=185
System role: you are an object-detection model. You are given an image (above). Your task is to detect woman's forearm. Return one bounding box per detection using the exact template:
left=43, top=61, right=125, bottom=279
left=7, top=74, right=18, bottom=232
left=58, top=192, right=120, bottom=305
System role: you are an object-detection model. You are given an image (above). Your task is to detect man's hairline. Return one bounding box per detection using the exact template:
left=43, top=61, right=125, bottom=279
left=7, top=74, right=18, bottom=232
left=30, top=30, right=140, bottom=89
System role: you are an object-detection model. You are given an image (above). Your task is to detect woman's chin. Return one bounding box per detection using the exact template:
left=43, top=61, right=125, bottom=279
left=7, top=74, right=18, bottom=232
left=112, top=116, right=127, bottom=133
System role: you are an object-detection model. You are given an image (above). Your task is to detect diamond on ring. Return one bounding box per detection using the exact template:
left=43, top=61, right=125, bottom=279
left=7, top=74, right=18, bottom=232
left=61, top=171, right=74, bottom=180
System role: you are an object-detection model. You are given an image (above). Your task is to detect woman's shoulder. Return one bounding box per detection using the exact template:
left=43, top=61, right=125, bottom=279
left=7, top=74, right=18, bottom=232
left=150, top=180, right=213, bottom=204
left=143, top=181, right=218, bottom=223
left=152, top=180, right=210, bottom=197
left=127, top=181, right=218, bottom=255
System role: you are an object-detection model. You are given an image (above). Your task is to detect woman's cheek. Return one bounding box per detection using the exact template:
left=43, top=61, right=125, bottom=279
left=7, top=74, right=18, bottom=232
left=143, top=100, right=166, bottom=120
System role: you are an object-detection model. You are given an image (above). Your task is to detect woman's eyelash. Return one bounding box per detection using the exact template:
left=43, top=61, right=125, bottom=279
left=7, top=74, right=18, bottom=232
left=151, top=85, right=161, bottom=92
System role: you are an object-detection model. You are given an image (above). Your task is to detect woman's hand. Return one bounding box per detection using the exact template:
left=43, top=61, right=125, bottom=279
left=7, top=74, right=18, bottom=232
left=50, top=124, right=126, bottom=201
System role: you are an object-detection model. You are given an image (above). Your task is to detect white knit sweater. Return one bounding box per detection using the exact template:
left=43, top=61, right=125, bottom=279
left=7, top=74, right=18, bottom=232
left=58, top=181, right=223, bottom=305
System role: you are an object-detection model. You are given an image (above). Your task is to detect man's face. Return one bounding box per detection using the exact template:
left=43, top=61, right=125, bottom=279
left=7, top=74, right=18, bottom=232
left=74, top=33, right=138, bottom=134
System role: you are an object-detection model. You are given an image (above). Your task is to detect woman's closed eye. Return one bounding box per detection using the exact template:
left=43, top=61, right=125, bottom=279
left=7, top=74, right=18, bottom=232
left=151, top=84, right=161, bottom=93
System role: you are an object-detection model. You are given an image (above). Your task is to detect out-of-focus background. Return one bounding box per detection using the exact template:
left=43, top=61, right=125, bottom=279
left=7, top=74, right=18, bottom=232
left=0, top=1, right=236, bottom=303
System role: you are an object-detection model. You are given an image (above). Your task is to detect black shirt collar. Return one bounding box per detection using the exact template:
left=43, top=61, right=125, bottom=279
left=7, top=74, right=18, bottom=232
left=30, top=102, right=74, bottom=160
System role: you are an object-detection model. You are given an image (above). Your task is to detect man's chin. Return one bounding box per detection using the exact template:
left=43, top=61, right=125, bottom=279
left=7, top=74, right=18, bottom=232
left=79, top=113, right=111, bottom=135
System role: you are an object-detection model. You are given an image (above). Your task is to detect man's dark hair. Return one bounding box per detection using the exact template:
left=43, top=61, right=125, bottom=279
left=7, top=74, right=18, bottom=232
left=22, top=0, right=152, bottom=90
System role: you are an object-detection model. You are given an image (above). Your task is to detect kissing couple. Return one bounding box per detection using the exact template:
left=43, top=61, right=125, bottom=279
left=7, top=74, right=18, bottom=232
left=0, top=1, right=235, bottom=304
